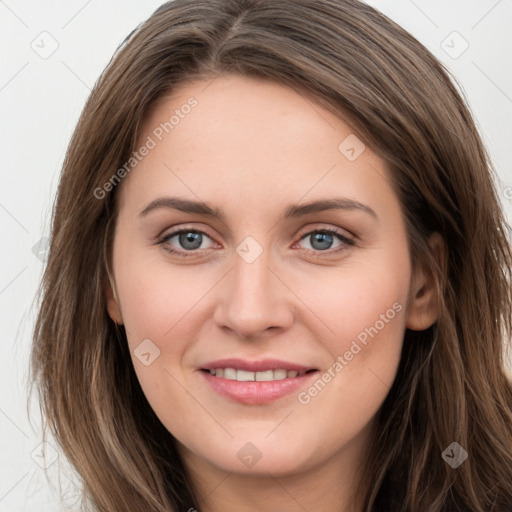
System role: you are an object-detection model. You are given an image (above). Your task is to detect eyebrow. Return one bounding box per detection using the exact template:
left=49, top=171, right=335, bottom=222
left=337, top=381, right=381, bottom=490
left=138, top=196, right=377, bottom=220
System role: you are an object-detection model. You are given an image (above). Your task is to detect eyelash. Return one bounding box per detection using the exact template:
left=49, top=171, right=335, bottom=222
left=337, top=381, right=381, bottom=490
left=156, top=227, right=355, bottom=258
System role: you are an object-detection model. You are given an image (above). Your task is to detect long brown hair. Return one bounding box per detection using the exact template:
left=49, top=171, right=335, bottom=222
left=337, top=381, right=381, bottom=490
left=30, top=0, right=512, bottom=510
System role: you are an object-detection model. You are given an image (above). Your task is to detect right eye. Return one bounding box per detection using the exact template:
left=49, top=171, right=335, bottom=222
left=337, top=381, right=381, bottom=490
left=158, top=229, right=217, bottom=257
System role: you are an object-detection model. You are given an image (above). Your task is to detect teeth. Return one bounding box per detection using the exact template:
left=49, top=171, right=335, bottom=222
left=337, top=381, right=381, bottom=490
left=208, top=368, right=307, bottom=381
left=237, top=369, right=255, bottom=381
left=255, top=370, right=274, bottom=381
left=273, top=369, right=287, bottom=380
left=223, top=368, right=237, bottom=380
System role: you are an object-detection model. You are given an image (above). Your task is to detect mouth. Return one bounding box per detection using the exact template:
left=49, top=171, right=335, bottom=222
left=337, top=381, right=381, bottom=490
left=201, top=368, right=317, bottom=381
left=199, top=358, right=319, bottom=404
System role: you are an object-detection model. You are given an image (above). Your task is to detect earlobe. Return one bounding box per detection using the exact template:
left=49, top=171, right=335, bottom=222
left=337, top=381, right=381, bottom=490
left=405, top=233, right=445, bottom=331
left=105, top=276, right=124, bottom=325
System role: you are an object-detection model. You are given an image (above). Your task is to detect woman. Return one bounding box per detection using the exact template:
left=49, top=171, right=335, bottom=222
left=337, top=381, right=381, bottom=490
left=30, top=0, right=512, bottom=510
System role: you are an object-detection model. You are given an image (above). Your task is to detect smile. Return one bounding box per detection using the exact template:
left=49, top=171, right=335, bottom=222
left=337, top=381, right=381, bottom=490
left=199, top=359, right=319, bottom=404
left=206, top=368, right=313, bottom=381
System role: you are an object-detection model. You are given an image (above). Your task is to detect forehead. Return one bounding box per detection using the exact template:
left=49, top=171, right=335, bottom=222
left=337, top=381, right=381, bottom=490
left=117, top=74, right=397, bottom=221
left=144, top=74, right=357, bottom=164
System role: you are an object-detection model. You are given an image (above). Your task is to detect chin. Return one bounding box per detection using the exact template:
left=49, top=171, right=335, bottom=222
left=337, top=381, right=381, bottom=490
left=181, top=432, right=322, bottom=477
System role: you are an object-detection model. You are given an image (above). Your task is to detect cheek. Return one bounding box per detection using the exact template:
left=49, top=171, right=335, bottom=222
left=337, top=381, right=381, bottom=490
left=111, top=244, right=223, bottom=412
left=298, top=250, right=409, bottom=355
left=292, top=244, right=410, bottom=409
left=307, top=279, right=405, bottom=394
left=112, top=253, right=211, bottom=429
left=290, top=276, right=407, bottom=459
left=113, top=243, right=212, bottom=344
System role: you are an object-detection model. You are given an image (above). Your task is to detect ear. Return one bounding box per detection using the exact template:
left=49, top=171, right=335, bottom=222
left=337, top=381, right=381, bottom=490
left=105, top=274, right=124, bottom=325
left=405, top=232, right=445, bottom=331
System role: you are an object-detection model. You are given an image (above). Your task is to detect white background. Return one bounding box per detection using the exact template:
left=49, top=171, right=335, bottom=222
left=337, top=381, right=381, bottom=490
left=1, top=1, right=511, bottom=510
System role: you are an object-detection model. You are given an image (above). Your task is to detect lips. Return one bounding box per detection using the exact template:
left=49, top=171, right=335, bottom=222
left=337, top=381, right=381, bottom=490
left=199, top=358, right=319, bottom=404
left=201, top=357, right=315, bottom=372
left=207, top=368, right=310, bottom=381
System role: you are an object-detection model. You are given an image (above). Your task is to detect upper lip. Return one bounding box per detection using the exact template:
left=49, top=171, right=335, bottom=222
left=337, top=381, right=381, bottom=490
left=201, top=358, right=317, bottom=372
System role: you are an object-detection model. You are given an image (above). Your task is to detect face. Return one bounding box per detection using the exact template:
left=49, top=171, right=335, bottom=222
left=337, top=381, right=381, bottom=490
left=106, top=74, right=438, bottom=479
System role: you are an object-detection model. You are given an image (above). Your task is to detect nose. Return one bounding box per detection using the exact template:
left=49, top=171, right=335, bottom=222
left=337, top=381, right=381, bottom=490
left=213, top=246, right=295, bottom=340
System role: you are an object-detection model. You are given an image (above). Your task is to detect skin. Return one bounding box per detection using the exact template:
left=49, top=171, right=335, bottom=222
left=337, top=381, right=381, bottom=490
left=106, top=74, right=442, bottom=512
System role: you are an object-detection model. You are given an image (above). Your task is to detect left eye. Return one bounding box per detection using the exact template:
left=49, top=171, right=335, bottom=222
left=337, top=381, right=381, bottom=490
left=297, top=229, right=353, bottom=252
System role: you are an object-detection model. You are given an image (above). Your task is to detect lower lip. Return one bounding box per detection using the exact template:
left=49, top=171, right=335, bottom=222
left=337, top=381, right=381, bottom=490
left=200, top=370, right=318, bottom=405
